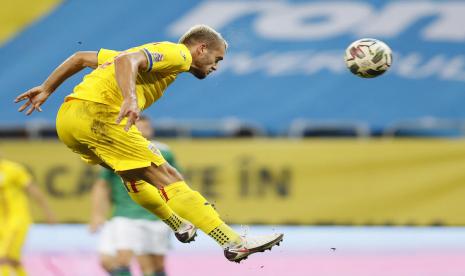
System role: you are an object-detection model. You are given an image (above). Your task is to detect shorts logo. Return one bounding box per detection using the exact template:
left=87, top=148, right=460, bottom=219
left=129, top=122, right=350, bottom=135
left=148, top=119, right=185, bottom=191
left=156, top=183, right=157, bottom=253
left=151, top=52, right=164, bottom=62
left=148, top=143, right=161, bottom=156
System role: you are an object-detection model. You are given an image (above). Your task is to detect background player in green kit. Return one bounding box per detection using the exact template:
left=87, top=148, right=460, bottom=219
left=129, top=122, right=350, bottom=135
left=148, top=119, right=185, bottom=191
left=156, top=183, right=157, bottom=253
left=90, top=116, right=179, bottom=276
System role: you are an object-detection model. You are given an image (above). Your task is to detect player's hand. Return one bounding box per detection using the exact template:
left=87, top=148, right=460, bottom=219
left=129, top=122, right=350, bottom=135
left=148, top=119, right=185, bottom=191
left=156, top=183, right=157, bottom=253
left=15, top=85, right=52, bottom=115
left=116, top=98, right=140, bottom=131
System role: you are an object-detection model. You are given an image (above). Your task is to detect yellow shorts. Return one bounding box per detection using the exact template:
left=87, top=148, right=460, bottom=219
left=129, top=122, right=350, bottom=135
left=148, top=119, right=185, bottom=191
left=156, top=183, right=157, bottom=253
left=56, top=99, right=166, bottom=171
left=0, top=220, right=30, bottom=260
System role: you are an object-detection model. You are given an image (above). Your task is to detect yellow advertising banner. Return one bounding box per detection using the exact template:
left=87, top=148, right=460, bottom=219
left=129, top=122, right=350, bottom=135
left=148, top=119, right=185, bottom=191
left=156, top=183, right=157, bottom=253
left=2, top=139, right=465, bottom=225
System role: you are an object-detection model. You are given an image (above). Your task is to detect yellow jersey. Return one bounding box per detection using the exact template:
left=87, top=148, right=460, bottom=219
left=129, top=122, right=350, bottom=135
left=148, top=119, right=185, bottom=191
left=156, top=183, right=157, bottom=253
left=0, top=160, right=32, bottom=223
left=66, top=41, right=192, bottom=111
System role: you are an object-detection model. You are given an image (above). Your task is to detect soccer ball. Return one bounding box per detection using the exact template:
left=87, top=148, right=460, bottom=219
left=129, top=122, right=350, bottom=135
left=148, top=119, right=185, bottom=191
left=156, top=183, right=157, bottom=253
left=344, top=38, right=392, bottom=78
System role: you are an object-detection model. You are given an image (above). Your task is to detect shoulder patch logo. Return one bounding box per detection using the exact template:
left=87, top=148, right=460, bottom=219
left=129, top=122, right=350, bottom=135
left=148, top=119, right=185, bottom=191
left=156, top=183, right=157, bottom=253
left=148, top=143, right=161, bottom=156
left=151, top=52, right=164, bottom=62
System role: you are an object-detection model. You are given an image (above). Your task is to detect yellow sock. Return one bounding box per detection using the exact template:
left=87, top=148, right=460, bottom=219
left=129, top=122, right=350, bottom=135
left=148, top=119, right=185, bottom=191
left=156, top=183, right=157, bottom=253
left=126, top=180, right=174, bottom=219
left=161, top=181, right=241, bottom=246
left=209, top=223, right=242, bottom=248
left=126, top=180, right=185, bottom=232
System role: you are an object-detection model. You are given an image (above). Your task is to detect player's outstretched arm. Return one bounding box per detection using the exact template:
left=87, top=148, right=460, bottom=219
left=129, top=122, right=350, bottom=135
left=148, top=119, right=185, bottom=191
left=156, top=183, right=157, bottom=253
left=15, top=51, right=98, bottom=115
left=114, top=51, right=148, bottom=131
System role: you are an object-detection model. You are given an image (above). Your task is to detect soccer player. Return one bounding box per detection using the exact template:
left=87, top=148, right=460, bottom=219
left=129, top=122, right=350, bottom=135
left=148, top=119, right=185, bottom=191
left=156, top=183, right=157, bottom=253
left=0, top=158, right=56, bottom=276
left=15, top=24, right=283, bottom=263
left=90, top=116, right=178, bottom=276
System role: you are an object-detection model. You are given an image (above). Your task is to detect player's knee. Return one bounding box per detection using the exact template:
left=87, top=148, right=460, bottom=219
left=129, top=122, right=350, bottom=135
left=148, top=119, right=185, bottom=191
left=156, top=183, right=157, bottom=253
left=145, top=164, right=182, bottom=187
left=117, top=164, right=183, bottom=189
left=115, top=250, right=133, bottom=266
left=163, top=163, right=183, bottom=180
left=117, top=169, right=142, bottom=183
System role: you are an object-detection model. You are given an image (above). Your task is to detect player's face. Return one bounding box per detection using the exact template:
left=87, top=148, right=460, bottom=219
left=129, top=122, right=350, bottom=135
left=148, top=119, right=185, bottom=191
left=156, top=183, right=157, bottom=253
left=190, top=42, right=225, bottom=79
left=135, top=119, right=153, bottom=139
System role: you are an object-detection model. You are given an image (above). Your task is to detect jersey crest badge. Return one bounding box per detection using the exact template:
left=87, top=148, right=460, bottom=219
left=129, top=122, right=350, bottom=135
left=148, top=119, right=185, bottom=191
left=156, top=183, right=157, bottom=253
left=180, top=51, right=186, bottom=61
left=151, top=52, right=164, bottom=62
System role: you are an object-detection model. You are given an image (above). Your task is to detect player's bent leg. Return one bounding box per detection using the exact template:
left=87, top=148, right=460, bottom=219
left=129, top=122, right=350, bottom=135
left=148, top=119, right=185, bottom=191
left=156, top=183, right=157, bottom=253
left=161, top=181, right=232, bottom=234
left=162, top=180, right=285, bottom=263
left=113, top=142, right=284, bottom=262
left=123, top=180, right=173, bottom=220
left=130, top=164, right=225, bottom=234
left=123, top=164, right=228, bottom=237
left=139, top=164, right=285, bottom=262
left=119, top=179, right=197, bottom=243
left=132, top=165, right=238, bottom=240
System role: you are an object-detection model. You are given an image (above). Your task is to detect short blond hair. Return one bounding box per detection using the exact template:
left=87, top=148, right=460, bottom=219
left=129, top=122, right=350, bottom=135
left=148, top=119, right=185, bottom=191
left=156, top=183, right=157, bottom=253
left=179, top=24, right=228, bottom=50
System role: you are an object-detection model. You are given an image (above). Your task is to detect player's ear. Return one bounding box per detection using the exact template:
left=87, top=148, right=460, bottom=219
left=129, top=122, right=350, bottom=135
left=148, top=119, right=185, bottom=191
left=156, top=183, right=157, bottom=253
left=198, top=43, right=207, bottom=54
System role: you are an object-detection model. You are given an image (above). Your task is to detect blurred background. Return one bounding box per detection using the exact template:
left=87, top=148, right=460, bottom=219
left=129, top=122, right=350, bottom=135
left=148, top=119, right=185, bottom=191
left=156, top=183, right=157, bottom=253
left=1, top=0, right=465, bottom=275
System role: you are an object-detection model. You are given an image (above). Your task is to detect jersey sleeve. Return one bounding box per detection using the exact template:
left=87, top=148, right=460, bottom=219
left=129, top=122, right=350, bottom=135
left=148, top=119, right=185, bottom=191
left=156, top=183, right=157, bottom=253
left=140, top=43, right=192, bottom=74
left=97, top=48, right=119, bottom=66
